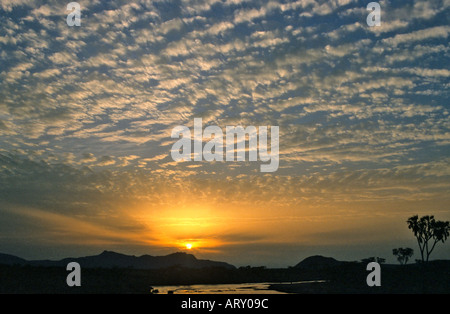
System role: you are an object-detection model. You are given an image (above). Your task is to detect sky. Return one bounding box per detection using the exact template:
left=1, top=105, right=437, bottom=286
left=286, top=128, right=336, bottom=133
left=0, top=0, right=449, bottom=267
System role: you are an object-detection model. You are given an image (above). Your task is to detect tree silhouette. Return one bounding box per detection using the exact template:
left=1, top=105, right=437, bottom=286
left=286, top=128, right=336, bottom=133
left=392, top=247, right=414, bottom=265
left=407, top=215, right=450, bottom=263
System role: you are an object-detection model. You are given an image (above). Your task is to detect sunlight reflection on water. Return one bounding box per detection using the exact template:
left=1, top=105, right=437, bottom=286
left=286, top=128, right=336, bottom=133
left=152, top=280, right=325, bottom=294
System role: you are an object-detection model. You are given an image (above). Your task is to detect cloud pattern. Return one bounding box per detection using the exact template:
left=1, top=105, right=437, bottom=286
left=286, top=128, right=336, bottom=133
left=0, top=0, right=449, bottom=262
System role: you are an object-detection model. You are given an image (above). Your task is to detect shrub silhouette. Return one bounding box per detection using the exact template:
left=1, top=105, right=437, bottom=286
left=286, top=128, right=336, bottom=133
left=361, top=257, right=385, bottom=264
left=392, top=247, right=413, bottom=265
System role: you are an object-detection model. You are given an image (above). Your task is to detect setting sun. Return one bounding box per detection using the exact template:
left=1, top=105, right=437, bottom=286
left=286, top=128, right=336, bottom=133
left=185, top=243, right=192, bottom=250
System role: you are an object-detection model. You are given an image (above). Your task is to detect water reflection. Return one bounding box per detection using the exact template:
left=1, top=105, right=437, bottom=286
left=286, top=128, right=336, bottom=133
left=152, top=280, right=324, bottom=294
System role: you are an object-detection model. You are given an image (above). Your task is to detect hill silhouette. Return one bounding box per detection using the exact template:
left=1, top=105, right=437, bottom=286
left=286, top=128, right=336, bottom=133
left=0, top=253, right=27, bottom=266
left=294, top=255, right=341, bottom=270
left=0, top=250, right=235, bottom=270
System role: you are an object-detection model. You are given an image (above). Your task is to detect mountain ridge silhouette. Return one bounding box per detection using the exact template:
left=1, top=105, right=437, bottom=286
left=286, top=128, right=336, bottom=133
left=0, top=250, right=236, bottom=270
left=0, top=252, right=27, bottom=265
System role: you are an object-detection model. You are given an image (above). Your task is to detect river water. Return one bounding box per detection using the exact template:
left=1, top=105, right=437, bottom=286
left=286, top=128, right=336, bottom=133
left=151, top=280, right=323, bottom=294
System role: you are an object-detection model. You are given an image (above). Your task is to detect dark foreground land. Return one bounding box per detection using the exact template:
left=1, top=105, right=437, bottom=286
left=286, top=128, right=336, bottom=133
left=0, top=260, right=449, bottom=294
left=269, top=260, right=450, bottom=294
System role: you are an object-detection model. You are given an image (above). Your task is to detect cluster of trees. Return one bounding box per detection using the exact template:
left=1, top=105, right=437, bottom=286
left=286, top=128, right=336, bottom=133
left=362, top=215, right=449, bottom=265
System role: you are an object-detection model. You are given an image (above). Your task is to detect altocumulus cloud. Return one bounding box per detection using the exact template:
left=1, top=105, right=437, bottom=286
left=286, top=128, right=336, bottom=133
left=0, top=0, right=449, bottom=261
